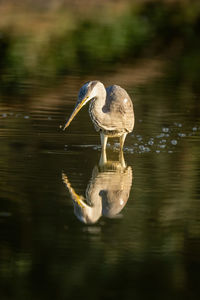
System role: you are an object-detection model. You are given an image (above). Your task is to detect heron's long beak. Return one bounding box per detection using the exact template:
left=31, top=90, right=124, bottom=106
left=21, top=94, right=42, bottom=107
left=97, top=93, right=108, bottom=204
left=63, top=96, right=89, bottom=130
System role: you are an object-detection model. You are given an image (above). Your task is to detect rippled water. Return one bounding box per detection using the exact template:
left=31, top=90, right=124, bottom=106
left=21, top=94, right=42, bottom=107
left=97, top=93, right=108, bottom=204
left=0, top=65, right=200, bottom=299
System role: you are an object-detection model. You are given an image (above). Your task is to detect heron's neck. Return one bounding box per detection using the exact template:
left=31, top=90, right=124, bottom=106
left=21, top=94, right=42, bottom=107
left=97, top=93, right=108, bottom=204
left=89, top=83, right=106, bottom=117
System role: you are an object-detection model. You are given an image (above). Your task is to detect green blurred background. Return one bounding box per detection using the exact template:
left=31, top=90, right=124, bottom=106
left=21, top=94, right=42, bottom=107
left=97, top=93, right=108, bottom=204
left=0, top=0, right=200, bottom=96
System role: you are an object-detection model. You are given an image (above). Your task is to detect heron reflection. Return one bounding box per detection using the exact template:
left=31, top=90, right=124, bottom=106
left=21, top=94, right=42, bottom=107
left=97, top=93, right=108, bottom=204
left=62, top=151, right=133, bottom=224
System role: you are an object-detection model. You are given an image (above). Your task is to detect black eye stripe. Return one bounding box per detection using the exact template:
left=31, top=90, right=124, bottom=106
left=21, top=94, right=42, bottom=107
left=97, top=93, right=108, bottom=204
left=78, top=81, right=99, bottom=101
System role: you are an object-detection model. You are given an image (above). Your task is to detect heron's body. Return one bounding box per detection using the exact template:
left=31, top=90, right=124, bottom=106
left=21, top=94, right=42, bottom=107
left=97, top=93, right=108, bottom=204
left=63, top=81, right=134, bottom=150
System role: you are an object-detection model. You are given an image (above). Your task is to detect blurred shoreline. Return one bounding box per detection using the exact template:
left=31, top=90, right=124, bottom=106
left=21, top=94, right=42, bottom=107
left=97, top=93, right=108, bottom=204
left=0, top=0, right=200, bottom=96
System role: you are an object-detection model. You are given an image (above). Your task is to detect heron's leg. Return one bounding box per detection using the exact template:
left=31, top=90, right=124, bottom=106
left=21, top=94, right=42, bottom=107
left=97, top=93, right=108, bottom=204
left=99, top=148, right=107, bottom=167
left=119, top=133, right=127, bottom=151
left=119, top=151, right=126, bottom=168
left=100, top=132, right=108, bottom=152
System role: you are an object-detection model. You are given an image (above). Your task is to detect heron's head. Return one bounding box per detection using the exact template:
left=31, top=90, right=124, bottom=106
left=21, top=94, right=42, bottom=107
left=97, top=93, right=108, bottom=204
left=63, top=80, right=102, bottom=130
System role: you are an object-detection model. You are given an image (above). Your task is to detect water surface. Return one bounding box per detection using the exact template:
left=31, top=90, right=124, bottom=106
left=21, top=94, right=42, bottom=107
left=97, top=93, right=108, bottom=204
left=0, top=61, right=200, bottom=299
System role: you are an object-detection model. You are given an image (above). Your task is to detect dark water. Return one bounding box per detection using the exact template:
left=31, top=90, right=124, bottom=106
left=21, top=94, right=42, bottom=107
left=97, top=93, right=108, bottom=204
left=0, top=62, right=200, bottom=299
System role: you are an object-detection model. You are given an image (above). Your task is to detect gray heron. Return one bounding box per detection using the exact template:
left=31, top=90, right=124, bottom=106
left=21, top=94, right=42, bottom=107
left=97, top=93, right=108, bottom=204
left=63, top=81, right=134, bottom=150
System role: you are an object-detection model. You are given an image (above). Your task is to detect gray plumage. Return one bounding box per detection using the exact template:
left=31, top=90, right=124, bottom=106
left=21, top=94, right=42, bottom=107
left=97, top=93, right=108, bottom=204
left=89, top=84, right=134, bottom=135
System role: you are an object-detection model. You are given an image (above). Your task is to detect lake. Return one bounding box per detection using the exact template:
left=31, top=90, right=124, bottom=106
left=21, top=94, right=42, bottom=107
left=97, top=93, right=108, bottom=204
left=0, top=56, right=200, bottom=300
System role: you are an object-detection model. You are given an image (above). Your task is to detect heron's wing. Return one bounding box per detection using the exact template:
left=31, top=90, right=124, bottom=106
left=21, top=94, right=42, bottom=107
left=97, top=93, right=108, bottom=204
left=105, top=85, right=134, bottom=132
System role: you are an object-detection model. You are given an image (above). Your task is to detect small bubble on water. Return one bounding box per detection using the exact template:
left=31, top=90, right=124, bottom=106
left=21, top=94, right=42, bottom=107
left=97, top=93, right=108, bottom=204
left=160, top=139, right=166, bottom=144
left=148, top=140, right=154, bottom=146
left=174, top=122, right=182, bottom=127
left=178, top=133, right=186, bottom=137
left=48, top=116, right=52, bottom=120
left=24, top=115, right=29, bottom=119
left=145, top=147, right=150, bottom=152
left=156, top=150, right=160, bottom=153
left=156, top=133, right=165, bottom=138
left=192, top=127, right=197, bottom=131
left=2, top=113, right=7, bottom=118
left=168, top=150, right=173, bottom=154
left=139, top=119, right=143, bottom=123
left=165, top=133, right=169, bottom=137
left=139, top=145, right=145, bottom=151
left=129, top=148, right=134, bottom=154
left=171, top=139, right=177, bottom=145
left=162, top=127, right=169, bottom=133
left=136, top=135, right=142, bottom=141
left=159, top=144, right=166, bottom=149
